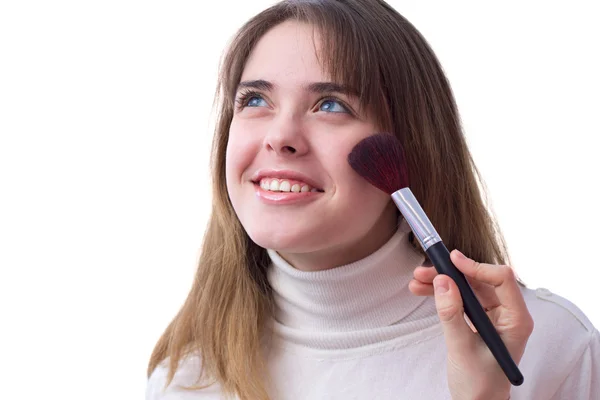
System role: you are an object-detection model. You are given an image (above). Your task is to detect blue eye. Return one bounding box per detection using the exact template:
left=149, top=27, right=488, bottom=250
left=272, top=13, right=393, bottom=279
left=235, top=91, right=268, bottom=110
left=319, top=99, right=348, bottom=113
left=246, top=95, right=268, bottom=107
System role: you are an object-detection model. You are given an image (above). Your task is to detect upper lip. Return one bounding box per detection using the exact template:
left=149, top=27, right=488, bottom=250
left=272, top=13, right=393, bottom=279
left=250, top=169, right=324, bottom=190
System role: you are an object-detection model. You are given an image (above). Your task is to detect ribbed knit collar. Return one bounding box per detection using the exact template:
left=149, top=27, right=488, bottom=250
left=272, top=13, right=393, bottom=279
left=266, top=219, right=440, bottom=349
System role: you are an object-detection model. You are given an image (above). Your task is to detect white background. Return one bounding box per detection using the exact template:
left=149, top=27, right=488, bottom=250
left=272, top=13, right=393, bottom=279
left=1, top=1, right=598, bottom=399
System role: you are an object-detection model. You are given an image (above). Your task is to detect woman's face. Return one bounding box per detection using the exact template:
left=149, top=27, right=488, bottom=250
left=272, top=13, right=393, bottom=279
left=226, top=20, right=396, bottom=271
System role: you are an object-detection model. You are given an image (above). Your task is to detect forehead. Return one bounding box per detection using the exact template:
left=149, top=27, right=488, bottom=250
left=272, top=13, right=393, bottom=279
left=240, top=20, right=330, bottom=85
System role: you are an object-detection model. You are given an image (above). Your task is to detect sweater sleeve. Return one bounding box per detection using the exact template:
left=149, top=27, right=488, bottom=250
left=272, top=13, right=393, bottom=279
left=550, top=328, right=600, bottom=399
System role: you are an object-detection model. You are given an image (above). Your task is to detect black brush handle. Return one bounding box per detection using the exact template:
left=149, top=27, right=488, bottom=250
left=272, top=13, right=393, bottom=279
left=426, top=241, right=524, bottom=386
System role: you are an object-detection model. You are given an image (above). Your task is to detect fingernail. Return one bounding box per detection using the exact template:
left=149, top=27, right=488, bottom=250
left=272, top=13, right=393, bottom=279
left=455, top=250, right=466, bottom=260
left=433, top=277, right=449, bottom=294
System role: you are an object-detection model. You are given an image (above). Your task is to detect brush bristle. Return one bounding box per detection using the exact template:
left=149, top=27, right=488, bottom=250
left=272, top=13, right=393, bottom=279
left=347, top=133, right=410, bottom=195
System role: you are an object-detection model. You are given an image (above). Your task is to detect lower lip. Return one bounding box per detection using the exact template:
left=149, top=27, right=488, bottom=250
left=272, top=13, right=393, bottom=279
left=253, top=184, right=323, bottom=205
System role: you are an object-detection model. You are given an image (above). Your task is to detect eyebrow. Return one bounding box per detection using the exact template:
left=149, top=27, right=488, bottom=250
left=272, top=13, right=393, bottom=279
left=237, top=79, right=273, bottom=92
left=236, top=80, right=359, bottom=96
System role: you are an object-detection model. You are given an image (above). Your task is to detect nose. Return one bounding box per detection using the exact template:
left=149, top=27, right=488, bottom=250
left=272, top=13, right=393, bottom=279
left=263, top=112, right=309, bottom=157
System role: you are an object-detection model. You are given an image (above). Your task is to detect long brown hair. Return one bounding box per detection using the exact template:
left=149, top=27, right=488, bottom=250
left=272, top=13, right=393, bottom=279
left=147, top=1, right=514, bottom=399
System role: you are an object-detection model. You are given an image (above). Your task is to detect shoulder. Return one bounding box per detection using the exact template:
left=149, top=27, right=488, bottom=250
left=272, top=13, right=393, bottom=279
left=521, top=285, right=596, bottom=343
left=521, top=285, right=596, bottom=357
left=520, top=288, right=598, bottom=390
left=146, top=354, right=222, bottom=399
left=514, top=286, right=598, bottom=397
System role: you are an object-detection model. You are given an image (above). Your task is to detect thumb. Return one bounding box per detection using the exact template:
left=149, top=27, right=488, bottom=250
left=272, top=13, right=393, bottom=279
left=433, top=275, right=474, bottom=352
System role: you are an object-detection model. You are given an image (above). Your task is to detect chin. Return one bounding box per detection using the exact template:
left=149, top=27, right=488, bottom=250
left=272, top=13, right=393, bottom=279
left=245, top=223, right=327, bottom=253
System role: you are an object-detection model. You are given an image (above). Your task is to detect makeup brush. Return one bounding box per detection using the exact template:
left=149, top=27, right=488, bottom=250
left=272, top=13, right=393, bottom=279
left=348, top=132, right=524, bottom=386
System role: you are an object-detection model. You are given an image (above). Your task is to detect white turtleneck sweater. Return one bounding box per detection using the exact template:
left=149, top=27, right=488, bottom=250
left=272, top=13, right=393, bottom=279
left=146, top=221, right=600, bottom=399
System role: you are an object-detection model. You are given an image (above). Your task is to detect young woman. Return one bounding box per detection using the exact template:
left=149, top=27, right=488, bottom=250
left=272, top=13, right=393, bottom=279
left=146, top=1, right=599, bottom=399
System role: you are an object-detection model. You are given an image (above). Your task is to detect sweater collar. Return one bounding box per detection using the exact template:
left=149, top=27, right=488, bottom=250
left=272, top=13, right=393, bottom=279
left=266, top=219, right=435, bottom=332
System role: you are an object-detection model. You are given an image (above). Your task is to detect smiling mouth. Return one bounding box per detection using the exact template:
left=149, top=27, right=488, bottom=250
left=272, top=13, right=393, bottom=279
left=253, top=178, right=325, bottom=193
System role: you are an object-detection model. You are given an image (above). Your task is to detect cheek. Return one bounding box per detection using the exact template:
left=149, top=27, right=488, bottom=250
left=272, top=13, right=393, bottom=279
left=323, top=142, right=389, bottom=208
left=225, top=120, right=260, bottom=183
left=321, top=143, right=361, bottom=189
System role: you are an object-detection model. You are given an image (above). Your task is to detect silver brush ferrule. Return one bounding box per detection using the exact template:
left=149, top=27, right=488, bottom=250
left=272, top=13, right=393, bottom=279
left=391, top=187, right=441, bottom=251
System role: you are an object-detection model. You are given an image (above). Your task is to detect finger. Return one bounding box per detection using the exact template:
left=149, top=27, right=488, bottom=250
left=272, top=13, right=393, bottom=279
left=409, top=279, right=434, bottom=296
left=450, top=250, right=527, bottom=313
left=416, top=264, right=491, bottom=292
left=433, top=275, right=476, bottom=352
left=415, top=264, right=499, bottom=309
left=413, top=265, right=438, bottom=283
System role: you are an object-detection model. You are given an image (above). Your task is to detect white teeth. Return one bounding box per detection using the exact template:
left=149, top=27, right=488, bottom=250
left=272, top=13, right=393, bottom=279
left=279, top=181, right=291, bottom=192
left=258, top=178, right=321, bottom=193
